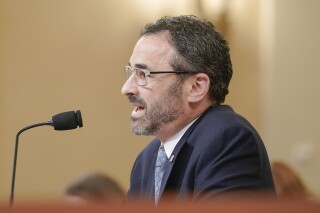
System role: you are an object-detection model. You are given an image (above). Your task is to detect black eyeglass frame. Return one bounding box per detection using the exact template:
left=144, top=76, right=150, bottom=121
left=124, top=65, right=194, bottom=86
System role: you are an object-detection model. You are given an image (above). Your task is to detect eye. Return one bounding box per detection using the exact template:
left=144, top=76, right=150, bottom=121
left=135, top=69, right=146, bottom=79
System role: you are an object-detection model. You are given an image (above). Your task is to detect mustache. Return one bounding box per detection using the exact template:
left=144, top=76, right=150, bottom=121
left=128, top=96, right=146, bottom=106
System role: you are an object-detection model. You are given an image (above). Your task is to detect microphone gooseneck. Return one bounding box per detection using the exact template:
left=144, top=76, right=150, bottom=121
left=10, top=121, right=52, bottom=207
left=9, top=110, right=83, bottom=207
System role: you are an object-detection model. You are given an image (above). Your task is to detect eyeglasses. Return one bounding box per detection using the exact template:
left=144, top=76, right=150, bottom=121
left=124, top=66, right=194, bottom=86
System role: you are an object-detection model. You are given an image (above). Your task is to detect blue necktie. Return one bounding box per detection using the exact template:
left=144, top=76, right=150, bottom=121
left=154, top=145, right=168, bottom=204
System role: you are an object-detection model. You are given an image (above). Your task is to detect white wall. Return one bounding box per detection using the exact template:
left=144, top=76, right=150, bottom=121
left=262, top=0, right=320, bottom=194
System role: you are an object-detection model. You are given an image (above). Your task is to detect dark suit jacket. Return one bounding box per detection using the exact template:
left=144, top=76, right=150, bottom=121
left=128, top=105, right=275, bottom=203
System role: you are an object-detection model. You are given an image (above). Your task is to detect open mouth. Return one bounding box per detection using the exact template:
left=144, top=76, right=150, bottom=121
left=135, top=106, right=145, bottom=112
left=131, top=104, right=146, bottom=118
left=128, top=96, right=146, bottom=118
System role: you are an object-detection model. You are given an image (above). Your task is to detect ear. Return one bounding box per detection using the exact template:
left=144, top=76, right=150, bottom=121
left=186, top=73, right=210, bottom=103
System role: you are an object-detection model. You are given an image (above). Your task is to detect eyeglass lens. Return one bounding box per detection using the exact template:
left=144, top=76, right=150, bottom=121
left=124, top=67, right=147, bottom=86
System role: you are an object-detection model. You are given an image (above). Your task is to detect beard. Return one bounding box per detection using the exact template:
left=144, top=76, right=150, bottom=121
left=129, top=78, right=184, bottom=136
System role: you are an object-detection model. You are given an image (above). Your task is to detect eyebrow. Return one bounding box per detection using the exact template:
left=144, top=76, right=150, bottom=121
left=128, top=62, right=148, bottom=70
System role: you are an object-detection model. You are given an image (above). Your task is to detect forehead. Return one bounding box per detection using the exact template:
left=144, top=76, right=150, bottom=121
left=129, top=33, right=176, bottom=70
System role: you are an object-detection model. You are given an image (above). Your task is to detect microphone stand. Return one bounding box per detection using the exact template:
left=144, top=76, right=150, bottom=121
left=10, top=121, right=52, bottom=207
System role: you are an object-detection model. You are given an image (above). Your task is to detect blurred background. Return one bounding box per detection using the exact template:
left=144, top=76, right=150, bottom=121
left=0, top=0, right=319, bottom=203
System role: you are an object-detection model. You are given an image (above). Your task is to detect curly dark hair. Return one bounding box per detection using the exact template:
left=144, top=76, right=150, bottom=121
left=140, top=15, right=232, bottom=104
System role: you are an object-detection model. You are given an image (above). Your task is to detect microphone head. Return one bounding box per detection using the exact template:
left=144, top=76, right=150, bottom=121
left=51, top=110, right=83, bottom=131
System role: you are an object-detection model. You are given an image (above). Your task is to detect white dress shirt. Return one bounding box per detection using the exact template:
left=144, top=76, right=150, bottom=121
left=161, top=118, right=198, bottom=159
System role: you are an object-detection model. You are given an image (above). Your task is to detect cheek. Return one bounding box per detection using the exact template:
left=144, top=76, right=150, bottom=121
left=140, top=84, right=165, bottom=104
left=145, top=93, right=160, bottom=108
left=141, top=78, right=181, bottom=107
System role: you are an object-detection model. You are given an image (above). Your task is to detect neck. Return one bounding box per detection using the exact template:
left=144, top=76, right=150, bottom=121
left=156, top=103, right=213, bottom=141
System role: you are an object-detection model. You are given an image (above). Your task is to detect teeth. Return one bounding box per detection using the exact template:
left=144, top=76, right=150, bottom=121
left=135, top=106, right=144, bottom=112
left=133, top=103, right=145, bottom=112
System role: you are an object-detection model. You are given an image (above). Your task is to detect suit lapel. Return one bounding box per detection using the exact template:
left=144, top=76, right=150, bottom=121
left=158, top=122, right=197, bottom=199
left=158, top=105, right=214, bottom=199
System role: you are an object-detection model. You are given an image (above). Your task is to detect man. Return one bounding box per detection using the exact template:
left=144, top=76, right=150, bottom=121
left=121, top=15, right=275, bottom=204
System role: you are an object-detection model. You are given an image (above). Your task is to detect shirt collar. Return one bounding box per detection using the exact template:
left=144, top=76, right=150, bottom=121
left=161, top=118, right=198, bottom=158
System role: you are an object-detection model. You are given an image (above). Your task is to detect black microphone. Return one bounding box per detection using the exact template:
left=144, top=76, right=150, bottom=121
left=10, top=110, right=83, bottom=206
left=51, top=110, right=83, bottom=130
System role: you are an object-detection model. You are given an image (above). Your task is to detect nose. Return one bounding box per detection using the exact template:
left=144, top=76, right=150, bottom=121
left=121, top=74, right=137, bottom=96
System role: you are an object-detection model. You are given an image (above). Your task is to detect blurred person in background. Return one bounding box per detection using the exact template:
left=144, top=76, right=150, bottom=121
left=272, top=161, right=313, bottom=200
left=64, top=173, right=125, bottom=204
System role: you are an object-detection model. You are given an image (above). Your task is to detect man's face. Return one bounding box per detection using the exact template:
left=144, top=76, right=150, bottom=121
left=121, top=34, right=185, bottom=137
